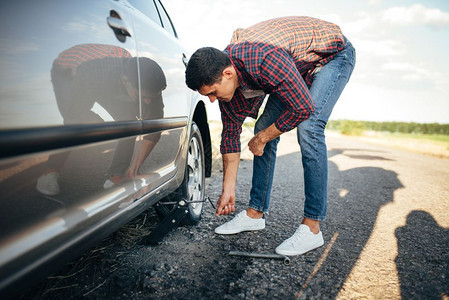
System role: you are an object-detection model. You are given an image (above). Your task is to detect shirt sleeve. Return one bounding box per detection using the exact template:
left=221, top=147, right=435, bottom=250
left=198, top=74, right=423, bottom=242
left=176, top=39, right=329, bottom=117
left=219, top=100, right=243, bottom=154
left=259, top=49, right=315, bottom=132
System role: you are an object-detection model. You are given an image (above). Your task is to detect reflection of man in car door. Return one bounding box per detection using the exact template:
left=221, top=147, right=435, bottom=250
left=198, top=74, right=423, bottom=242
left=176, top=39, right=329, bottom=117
left=105, top=56, right=167, bottom=187
left=36, top=44, right=166, bottom=195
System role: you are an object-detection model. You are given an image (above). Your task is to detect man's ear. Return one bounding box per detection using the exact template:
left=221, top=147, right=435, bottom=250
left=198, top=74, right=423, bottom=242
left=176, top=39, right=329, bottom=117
left=222, top=66, right=234, bottom=79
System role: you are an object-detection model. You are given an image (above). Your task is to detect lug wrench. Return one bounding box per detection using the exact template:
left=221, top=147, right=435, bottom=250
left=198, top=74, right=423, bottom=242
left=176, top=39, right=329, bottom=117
left=229, top=250, right=291, bottom=265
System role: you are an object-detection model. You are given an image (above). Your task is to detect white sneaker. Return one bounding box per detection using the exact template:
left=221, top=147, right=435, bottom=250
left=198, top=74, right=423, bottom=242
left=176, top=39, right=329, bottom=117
left=275, top=224, right=324, bottom=256
left=36, top=172, right=60, bottom=195
left=215, top=210, right=265, bottom=235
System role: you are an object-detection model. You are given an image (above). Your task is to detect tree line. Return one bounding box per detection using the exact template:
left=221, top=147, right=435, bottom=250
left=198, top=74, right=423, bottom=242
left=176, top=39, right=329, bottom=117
left=327, top=120, right=449, bottom=135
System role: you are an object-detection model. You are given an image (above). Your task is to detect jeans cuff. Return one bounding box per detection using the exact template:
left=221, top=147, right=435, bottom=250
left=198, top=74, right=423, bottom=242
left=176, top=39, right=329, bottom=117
left=303, top=213, right=326, bottom=221
left=248, top=204, right=268, bottom=214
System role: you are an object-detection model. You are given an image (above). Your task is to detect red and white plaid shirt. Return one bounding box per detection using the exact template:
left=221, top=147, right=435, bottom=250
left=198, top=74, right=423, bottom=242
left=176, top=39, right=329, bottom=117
left=219, top=16, right=345, bottom=154
left=53, top=44, right=131, bottom=68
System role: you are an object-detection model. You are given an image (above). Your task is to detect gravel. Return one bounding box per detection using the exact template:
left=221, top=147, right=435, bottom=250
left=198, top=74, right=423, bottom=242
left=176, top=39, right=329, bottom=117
left=19, top=158, right=328, bottom=300
left=17, top=132, right=449, bottom=299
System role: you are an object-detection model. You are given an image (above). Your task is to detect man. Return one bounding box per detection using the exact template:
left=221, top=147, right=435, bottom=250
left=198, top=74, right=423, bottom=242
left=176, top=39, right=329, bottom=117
left=185, top=16, right=355, bottom=256
left=36, top=44, right=166, bottom=195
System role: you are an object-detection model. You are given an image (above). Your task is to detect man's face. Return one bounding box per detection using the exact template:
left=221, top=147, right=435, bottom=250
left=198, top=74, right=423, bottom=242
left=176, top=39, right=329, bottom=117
left=198, top=68, right=238, bottom=103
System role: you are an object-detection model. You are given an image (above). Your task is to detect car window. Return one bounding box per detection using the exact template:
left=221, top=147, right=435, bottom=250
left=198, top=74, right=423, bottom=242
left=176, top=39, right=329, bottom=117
left=128, top=0, right=162, bottom=26
left=154, top=0, right=177, bottom=37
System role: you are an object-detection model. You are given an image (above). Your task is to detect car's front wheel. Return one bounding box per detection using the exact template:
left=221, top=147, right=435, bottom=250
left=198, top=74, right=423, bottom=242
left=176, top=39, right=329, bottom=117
left=183, top=122, right=205, bottom=224
left=156, top=122, right=205, bottom=225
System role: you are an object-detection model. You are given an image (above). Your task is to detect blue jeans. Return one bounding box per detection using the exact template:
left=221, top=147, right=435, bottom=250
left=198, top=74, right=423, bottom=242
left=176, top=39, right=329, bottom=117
left=248, top=37, right=356, bottom=220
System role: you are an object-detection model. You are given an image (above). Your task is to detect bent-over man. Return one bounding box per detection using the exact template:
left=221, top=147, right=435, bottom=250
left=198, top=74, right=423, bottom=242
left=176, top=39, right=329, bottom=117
left=185, top=16, right=356, bottom=256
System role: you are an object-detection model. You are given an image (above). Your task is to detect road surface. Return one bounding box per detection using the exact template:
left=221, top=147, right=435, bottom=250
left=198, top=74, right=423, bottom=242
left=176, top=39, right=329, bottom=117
left=20, top=130, right=449, bottom=299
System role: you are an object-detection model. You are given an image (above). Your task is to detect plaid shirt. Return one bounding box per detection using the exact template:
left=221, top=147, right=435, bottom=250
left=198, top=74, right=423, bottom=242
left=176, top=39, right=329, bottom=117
left=219, top=16, right=345, bottom=154
left=54, top=44, right=131, bottom=68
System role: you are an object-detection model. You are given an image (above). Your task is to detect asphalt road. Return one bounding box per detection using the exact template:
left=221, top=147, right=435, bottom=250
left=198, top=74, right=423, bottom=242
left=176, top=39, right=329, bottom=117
left=20, top=130, right=449, bottom=299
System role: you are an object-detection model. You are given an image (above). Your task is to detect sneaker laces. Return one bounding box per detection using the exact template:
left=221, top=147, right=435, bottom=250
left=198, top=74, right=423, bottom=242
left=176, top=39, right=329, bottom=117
left=285, top=228, right=306, bottom=245
left=226, top=211, right=246, bottom=225
left=219, top=211, right=249, bottom=229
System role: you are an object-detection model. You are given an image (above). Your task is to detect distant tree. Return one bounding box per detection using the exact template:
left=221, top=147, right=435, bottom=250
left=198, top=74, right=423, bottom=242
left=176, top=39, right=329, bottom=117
left=327, top=120, right=449, bottom=135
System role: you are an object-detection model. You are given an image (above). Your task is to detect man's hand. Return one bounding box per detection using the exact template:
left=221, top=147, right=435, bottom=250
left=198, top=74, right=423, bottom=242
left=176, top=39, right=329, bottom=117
left=216, top=192, right=236, bottom=216
left=248, top=134, right=266, bottom=156
left=248, top=123, right=283, bottom=156
left=217, top=153, right=240, bottom=216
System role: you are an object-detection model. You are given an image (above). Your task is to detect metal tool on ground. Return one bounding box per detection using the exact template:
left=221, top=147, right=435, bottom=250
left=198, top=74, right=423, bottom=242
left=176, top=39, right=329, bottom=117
left=229, top=250, right=291, bottom=265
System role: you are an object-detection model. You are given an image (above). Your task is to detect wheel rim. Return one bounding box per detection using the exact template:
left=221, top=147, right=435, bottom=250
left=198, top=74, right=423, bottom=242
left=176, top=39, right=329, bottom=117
left=187, top=134, right=204, bottom=216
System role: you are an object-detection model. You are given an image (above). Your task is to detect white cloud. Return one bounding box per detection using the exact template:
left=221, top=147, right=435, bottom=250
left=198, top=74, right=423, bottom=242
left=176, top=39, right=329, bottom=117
left=382, top=62, right=430, bottom=81
left=380, top=61, right=448, bottom=92
left=162, top=0, right=449, bottom=123
left=383, top=4, right=449, bottom=27
left=333, top=81, right=449, bottom=123
left=62, top=14, right=117, bottom=43
left=354, top=39, right=404, bottom=57
left=315, top=13, right=342, bottom=25
left=368, top=0, right=382, bottom=6
left=382, top=62, right=422, bottom=72
left=0, top=40, right=39, bottom=54
left=340, top=12, right=377, bottom=35
left=164, top=0, right=266, bottom=51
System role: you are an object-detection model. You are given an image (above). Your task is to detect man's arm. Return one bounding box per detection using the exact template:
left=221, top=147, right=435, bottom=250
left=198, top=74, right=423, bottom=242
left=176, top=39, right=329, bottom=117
left=217, top=94, right=246, bottom=215
left=216, top=152, right=240, bottom=216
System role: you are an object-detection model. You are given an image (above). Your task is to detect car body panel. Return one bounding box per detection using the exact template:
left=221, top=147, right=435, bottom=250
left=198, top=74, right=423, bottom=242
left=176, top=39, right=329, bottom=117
left=0, top=0, right=210, bottom=296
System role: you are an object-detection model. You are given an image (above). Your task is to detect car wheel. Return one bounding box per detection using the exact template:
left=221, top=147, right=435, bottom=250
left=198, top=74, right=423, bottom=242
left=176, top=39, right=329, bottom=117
left=155, top=122, right=205, bottom=225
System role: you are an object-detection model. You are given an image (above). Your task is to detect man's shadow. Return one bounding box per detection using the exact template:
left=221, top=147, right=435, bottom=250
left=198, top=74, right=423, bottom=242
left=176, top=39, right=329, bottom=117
left=395, top=210, right=449, bottom=299
left=324, top=148, right=402, bottom=296
left=271, top=147, right=403, bottom=298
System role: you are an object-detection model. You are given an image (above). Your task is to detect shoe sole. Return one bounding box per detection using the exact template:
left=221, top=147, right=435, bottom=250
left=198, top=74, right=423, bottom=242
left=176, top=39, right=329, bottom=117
left=215, top=225, right=265, bottom=235
left=275, top=240, right=324, bottom=256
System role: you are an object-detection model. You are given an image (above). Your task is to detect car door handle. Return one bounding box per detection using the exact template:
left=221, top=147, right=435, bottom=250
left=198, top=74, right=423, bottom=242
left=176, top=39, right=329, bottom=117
left=107, top=16, right=131, bottom=37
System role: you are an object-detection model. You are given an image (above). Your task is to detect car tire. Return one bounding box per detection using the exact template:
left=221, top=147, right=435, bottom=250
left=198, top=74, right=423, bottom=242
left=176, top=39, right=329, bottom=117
left=155, top=122, right=205, bottom=225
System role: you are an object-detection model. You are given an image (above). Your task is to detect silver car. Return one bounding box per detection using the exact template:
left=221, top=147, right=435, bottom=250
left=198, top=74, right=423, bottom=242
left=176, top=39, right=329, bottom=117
left=0, top=0, right=211, bottom=297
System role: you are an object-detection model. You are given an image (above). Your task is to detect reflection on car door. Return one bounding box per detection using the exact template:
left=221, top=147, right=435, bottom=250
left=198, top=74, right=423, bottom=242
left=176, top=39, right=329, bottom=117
left=125, top=0, right=191, bottom=197
left=0, top=0, right=144, bottom=288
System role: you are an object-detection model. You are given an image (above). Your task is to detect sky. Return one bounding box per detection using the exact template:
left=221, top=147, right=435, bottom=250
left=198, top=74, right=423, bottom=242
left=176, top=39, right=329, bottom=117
left=163, top=0, right=449, bottom=124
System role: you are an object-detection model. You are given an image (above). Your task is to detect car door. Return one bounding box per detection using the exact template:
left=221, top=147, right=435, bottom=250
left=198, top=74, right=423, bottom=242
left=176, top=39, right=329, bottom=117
left=0, top=0, right=144, bottom=291
left=124, top=0, right=191, bottom=198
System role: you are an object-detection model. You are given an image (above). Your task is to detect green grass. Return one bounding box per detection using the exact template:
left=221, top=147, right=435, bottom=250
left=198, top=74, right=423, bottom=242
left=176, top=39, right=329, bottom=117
left=393, top=133, right=449, bottom=143
left=383, top=132, right=449, bottom=151
left=329, top=129, right=449, bottom=158
left=357, top=131, right=449, bottom=148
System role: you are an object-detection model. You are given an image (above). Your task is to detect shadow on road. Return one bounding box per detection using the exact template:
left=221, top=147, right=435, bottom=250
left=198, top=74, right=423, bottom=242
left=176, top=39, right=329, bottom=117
left=19, top=144, right=449, bottom=299
left=325, top=148, right=402, bottom=297
left=271, top=148, right=404, bottom=298
left=395, top=210, right=449, bottom=299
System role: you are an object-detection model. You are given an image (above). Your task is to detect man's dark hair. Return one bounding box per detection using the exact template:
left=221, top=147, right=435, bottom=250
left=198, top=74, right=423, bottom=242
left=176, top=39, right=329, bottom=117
left=185, top=47, right=231, bottom=91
